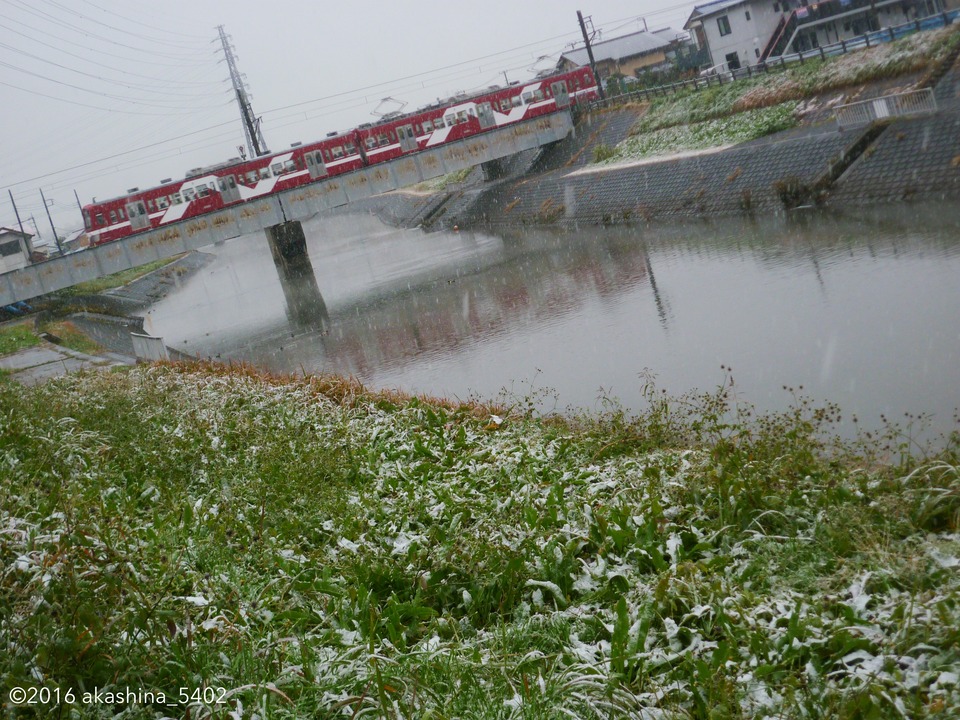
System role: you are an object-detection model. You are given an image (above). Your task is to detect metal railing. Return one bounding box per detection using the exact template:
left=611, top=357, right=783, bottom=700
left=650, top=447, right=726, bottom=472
left=834, top=87, right=938, bottom=129
left=585, top=9, right=958, bottom=112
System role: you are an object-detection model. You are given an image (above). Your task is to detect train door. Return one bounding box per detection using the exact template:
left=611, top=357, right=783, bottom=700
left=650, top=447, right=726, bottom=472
left=397, top=125, right=418, bottom=152
left=219, top=174, right=242, bottom=203
left=476, top=102, right=496, bottom=129
left=125, top=200, right=150, bottom=231
left=551, top=81, right=570, bottom=108
left=305, top=151, right=328, bottom=179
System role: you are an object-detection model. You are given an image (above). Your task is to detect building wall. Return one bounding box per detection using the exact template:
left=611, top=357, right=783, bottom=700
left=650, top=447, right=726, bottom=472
left=0, top=234, right=31, bottom=273
left=699, top=0, right=786, bottom=70
left=560, top=50, right=670, bottom=78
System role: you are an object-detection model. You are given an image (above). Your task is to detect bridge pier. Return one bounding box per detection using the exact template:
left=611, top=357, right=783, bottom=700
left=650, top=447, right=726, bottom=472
left=265, top=221, right=329, bottom=327
left=481, top=159, right=505, bottom=182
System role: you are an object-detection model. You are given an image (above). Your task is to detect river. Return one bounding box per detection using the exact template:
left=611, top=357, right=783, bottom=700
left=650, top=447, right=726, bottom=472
left=144, top=202, right=960, bottom=443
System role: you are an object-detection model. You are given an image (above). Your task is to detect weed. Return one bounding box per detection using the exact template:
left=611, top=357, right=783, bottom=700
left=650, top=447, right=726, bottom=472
left=0, top=363, right=956, bottom=718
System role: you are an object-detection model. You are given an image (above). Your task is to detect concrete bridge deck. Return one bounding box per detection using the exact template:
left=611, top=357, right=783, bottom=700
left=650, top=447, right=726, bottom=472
left=0, top=110, right=575, bottom=307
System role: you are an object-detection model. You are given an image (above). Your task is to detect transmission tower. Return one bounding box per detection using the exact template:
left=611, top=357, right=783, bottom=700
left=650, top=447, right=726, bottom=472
left=217, top=25, right=269, bottom=158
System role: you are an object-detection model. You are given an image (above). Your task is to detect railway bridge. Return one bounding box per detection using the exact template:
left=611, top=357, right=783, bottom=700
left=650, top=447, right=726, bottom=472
left=0, top=110, right=575, bottom=309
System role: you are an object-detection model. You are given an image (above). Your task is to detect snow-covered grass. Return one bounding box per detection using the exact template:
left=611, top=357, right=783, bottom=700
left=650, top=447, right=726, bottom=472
left=1, top=364, right=958, bottom=718
left=598, top=22, right=960, bottom=166
left=597, top=104, right=798, bottom=166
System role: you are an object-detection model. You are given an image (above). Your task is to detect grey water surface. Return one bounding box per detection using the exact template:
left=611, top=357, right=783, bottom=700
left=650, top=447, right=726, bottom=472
left=144, top=204, right=960, bottom=442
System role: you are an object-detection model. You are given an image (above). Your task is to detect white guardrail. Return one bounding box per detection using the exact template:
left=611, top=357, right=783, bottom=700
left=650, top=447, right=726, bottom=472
left=834, top=88, right=938, bottom=130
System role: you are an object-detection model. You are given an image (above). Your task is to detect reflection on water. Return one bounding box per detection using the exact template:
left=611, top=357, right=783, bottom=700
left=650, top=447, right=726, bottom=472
left=146, top=206, right=960, bottom=440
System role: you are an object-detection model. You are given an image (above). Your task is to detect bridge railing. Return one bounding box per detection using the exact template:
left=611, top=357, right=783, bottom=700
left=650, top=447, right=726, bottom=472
left=834, top=88, right=938, bottom=129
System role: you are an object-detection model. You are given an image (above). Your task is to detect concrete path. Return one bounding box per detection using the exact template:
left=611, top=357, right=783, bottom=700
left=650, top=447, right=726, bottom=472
left=0, top=343, right=135, bottom=385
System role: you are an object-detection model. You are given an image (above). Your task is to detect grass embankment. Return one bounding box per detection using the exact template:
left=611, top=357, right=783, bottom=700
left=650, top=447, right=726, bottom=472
left=596, top=23, right=960, bottom=166
left=1, top=364, right=958, bottom=718
left=0, top=320, right=100, bottom=358
left=53, top=255, right=186, bottom=297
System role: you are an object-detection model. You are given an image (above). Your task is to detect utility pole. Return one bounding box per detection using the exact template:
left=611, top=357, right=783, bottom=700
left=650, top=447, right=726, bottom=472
left=8, top=190, right=27, bottom=241
left=577, top=11, right=606, bottom=100
left=217, top=25, right=269, bottom=158
left=73, top=189, right=83, bottom=214
left=39, top=189, right=64, bottom=256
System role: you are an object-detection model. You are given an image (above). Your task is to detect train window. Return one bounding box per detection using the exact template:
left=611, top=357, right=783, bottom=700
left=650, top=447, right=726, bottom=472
left=271, top=162, right=283, bottom=175
left=96, top=213, right=104, bottom=226
left=83, top=211, right=91, bottom=229
left=158, top=196, right=169, bottom=209
left=147, top=199, right=156, bottom=211
left=172, top=192, right=182, bottom=204
left=377, top=134, right=389, bottom=146
left=501, top=99, right=511, bottom=111
left=109, top=210, right=117, bottom=223
left=457, top=111, right=468, bottom=123
left=344, top=142, right=356, bottom=154
left=512, top=96, right=522, bottom=107
left=245, top=171, right=258, bottom=183
left=467, top=108, right=476, bottom=117
left=534, top=89, right=545, bottom=102
left=422, top=120, right=433, bottom=133
left=332, top=146, right=344, bottom=159
left=119, top=207, right=126, bottom=219
left=183, top=188, right=196, bottom=201
left=283, top=160, right=296, bottom=172
left=258, top=168, right=269, bottom=179
left=434, top=117, right=445, bottom=129
left=522, top=92, right=534, bottom=104
left=365, top=137, right=377, bottom=149
left=197, top=187, right=209, bottom=198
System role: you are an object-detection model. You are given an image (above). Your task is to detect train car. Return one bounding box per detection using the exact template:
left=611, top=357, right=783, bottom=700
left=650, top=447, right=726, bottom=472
left=82, top=129, right=365, bottom=245
left=356, top=67, right=599, bottom=166
left=82, top=67, right=597, bottom=245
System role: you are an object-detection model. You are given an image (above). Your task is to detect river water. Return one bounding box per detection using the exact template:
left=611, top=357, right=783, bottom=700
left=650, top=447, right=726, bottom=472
left=145, top=203, right=960, bottom=442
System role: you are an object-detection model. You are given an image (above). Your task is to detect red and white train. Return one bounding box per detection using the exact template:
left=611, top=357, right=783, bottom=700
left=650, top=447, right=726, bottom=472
left=83, top=67, right=598, bottom=245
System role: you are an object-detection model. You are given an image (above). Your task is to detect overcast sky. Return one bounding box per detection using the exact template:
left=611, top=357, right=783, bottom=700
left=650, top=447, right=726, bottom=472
left=0, top=0, right=698, bottom=237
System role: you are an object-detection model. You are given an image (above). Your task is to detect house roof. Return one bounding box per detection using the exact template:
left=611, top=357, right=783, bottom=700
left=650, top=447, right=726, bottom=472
left=559, top=29, right=673, bottom=67
left=0, top=227, right=34, bottom=240
left=684, top=0, right=750, bottom=28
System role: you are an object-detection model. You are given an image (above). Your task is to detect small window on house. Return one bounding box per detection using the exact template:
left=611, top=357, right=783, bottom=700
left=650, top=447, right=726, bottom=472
left=745, top=10, right=751, bottom=21
left=718, top=16, right=731, bottom=36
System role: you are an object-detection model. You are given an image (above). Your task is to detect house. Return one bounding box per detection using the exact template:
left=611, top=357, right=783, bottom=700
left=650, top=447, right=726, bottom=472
left=0, top=227, right=34, bottom=273
left=685, top=0, right=947, bottom=71
left=557, top=28, right=683, bottom=81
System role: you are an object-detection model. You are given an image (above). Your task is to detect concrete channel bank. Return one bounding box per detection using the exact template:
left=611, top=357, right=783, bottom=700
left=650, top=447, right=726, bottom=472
left=339, top=53, right=960, bottom=230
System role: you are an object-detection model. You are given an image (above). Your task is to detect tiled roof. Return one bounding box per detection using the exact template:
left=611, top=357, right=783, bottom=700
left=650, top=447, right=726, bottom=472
left=560, top=29, right=674, bottom=66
